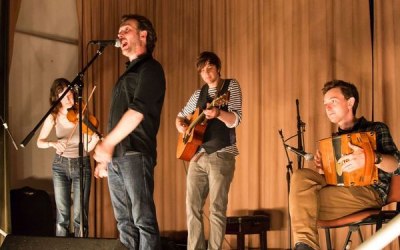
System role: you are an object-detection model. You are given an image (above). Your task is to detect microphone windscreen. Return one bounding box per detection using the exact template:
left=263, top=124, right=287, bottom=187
left=115, top=39, right=121, bottom=48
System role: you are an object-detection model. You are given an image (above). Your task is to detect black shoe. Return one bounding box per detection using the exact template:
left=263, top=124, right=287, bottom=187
left=294, top=242, right=314, bottom=250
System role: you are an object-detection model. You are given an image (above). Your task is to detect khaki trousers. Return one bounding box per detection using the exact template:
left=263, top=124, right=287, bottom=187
left=289, top=168, right=383, bottom=250
left=186, top=152, right=236, bottom=250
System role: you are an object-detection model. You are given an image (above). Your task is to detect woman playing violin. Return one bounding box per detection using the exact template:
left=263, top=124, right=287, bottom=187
left=37, top=78, right=100, bottom=237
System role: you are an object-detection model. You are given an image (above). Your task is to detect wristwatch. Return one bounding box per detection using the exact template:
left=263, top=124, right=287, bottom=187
left=374, top=151, right=383, bottom=164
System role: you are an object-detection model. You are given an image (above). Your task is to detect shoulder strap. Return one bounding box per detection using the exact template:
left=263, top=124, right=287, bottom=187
left=218, top=79, right=231, bottom=96
left=197, top=79, right=231, bottom=110
left=197, top=84, right=209, bottom=110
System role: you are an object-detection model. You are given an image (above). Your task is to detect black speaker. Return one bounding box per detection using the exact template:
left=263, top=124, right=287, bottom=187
left=160, top=232, right=187, bottom=250
left=10, top=187, right=54, bottom=236
left=0, top=235, right=118, bottom=250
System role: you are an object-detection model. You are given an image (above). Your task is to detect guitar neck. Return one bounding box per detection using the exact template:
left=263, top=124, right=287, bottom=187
left=188, top=93, right=228, bottom=130
left=188, top=112, right=206, bottom=130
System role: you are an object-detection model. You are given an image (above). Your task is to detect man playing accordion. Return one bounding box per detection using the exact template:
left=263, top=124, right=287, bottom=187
left=289, top=80, right=400, bottom=250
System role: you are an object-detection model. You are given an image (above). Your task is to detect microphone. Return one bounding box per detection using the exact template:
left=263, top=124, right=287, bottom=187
left=285, top=144, right=314, bottom=161
left=89, top=39, right=121, bottom=48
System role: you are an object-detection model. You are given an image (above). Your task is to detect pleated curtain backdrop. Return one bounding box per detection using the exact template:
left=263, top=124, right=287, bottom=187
left=73, top=0, right=400, bottom=249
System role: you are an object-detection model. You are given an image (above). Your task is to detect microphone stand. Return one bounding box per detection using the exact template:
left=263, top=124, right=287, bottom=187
left=279, top=129, right=293, bottom=250
left=296, top=99, right=305, bottom=169
left=279, top=100, right=307, bottom=249
left=20, top=45, right=107, bottom=237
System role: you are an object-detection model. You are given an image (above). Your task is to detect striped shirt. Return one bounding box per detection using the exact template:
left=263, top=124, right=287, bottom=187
left=178, top=79, right=243, bottom=155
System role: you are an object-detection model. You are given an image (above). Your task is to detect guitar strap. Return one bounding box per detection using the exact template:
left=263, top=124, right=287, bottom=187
left=216, top=79, right=227, bottom=96
left=197, top=79, right=231, bottom=111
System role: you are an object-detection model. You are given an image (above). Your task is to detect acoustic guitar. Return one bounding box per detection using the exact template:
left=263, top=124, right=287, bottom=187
left=176, top=92, right=230, bottom=161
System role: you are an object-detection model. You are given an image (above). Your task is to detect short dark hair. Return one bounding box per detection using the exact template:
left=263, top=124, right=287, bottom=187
left=196, top=51, right=221, bottom=74
left=322, top=79, right=359, bottom=115
left=121, top=14, right=157, bottom=53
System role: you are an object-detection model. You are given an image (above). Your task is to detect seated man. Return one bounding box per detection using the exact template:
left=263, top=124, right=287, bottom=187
left=289, top=80, right=400, bottom=250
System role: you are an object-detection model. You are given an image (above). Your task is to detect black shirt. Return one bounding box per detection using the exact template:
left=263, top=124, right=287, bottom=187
left=108, top=54, right=166, bottom=160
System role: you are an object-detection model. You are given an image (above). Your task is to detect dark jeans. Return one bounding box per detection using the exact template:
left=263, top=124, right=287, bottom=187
left=107, top=152, right=161, bottom=249
left=52, top=154, right=91, bottom=237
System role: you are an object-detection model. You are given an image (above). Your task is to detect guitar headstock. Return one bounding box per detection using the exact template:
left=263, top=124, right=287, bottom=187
left=211, top=91, right=230, bottom=107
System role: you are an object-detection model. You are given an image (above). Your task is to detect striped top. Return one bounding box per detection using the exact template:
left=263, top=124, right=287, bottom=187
left=177, top=79, right=243, bottom=155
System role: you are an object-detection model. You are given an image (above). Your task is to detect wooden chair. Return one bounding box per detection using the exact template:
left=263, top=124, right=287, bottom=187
left=317, top=175, right=400, bottom=250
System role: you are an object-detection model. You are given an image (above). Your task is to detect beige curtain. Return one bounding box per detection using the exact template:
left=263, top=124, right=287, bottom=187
left=76, top=0, right=400, bottom=248
left=1, top=0, right=21, bottom=245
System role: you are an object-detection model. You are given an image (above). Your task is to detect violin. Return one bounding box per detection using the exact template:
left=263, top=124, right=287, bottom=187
left=60, top=86, right=101, bottom=155
left=66, top=104, right=102, bottom=138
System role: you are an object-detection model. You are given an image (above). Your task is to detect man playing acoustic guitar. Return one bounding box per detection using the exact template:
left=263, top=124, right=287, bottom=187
left=290, top=80, right=400, bottom=250
left=175, top=51, right=243, bottom=250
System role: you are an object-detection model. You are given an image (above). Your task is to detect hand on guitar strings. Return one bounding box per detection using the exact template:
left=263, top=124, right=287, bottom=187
left=204, top=106, right=220, bottom=120
left=337, top=142, right=365, bottom=173
left=176, top=118, right=188, bottom=134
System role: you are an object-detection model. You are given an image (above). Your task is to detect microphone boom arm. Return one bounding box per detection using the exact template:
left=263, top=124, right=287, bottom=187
left=20, top=46, right=106, bottom=147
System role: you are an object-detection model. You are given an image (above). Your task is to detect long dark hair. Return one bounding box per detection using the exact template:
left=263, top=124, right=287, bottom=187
left=49, top=78, right=75, bottom=117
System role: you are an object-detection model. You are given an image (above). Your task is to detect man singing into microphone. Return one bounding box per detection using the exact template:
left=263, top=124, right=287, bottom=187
left=289, top=80, right=400, bottom=250
left=93, top=14, right=165, bottom=249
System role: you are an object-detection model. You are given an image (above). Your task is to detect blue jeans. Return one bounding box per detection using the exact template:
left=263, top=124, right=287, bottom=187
left=52, top=154, right=91, bottom=237
left=107, top=152, right=161, bottom=250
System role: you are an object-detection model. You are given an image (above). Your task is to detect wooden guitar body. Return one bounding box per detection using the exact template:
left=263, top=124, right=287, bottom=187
left=176, top=108, right=207, bottom=161
left=176, top=92, right=230, bottom=161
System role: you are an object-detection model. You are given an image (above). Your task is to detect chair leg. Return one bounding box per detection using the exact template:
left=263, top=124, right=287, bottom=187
left=237, top=233, right=245, bottom=250
left=376, top=215, right=384, bottom=231
left=341, top=226, right=364, bottom=250
left=324, top=228, right=333, bottom=250
left=342, top=226, right=356, bottom=250
left=259, top=231, right=267, bottom=250
left=356, top=226, right=364, bottom=242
